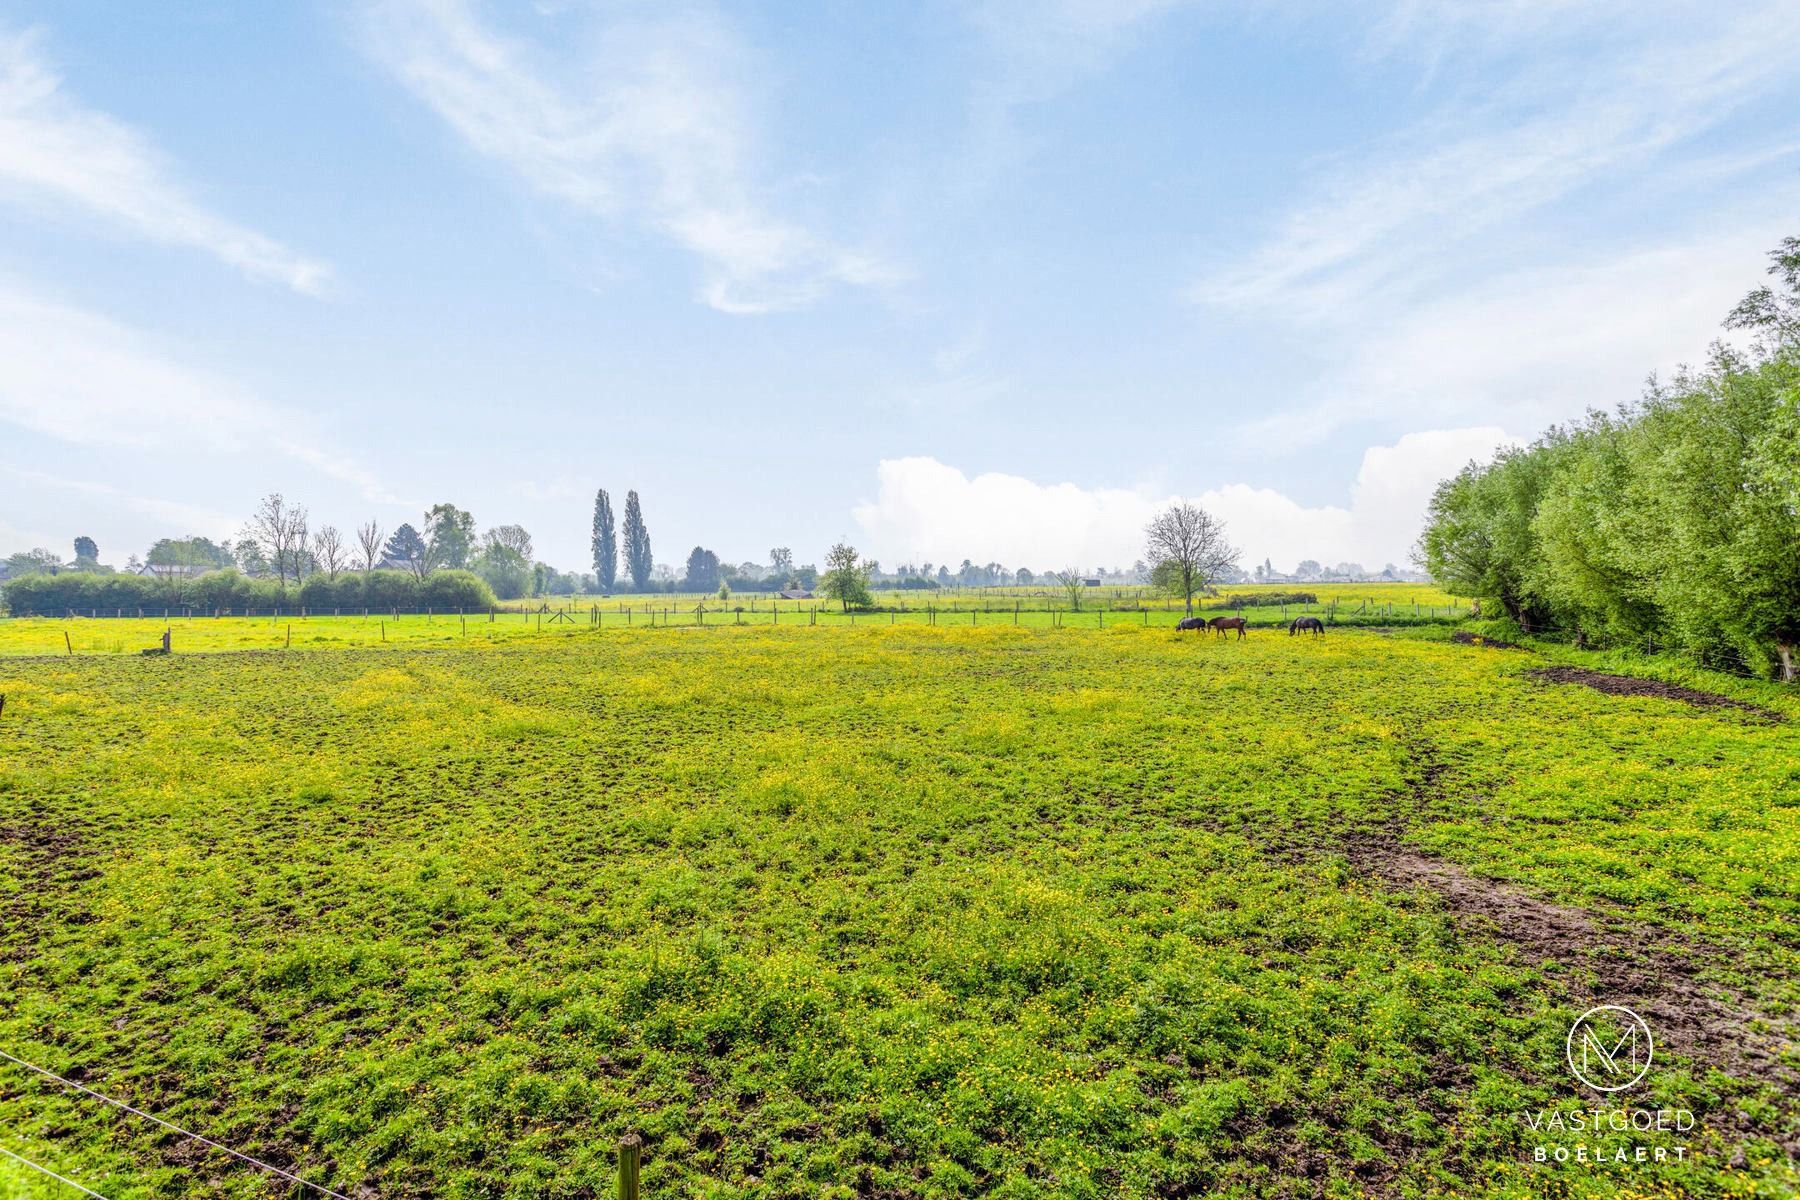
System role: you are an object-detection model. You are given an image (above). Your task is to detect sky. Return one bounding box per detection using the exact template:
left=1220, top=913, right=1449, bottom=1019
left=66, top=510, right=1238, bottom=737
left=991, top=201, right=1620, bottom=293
left=2, top=0, right=1797, bottom=577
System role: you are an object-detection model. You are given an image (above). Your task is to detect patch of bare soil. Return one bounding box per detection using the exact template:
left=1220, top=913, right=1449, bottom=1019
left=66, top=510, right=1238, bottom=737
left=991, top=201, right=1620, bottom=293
left=0, top=806, right=96, bottom=959
left=1450, top=630, right=1523, bottom=650
left=1345, top=836, right=1798, bottom=1110
left=1526, top=665, right=1784, bottom=722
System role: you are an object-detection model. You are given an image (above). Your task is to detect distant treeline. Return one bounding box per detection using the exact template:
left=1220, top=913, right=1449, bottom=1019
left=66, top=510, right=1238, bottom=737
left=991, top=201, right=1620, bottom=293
left=4, top=568, right=496, bottom=615
left=1419, top=238, right=1800, bottom=680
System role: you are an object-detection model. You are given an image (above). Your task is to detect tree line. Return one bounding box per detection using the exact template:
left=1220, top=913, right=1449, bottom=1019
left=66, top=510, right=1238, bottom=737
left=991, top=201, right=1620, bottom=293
left=1419, top=237, right=1800, bottom=680
left=8, top=476, right=1258, bottom=618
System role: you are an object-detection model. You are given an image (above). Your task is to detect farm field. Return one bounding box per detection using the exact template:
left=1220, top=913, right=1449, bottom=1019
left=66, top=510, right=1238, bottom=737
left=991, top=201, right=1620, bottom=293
left=0, top=598, right=1456, bottom=659
left=521, top=581, right=1465, bottom=613
left=1, top=625, right=1796, bottom=1199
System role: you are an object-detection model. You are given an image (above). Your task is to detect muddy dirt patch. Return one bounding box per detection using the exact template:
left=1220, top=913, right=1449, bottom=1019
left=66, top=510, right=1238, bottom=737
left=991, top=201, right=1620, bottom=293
left=1344, top=835, right=1799, bottom=1112
left=1450, top=631, right=1523, bottom=650
left=1525, top=665, right=1784, bottom=722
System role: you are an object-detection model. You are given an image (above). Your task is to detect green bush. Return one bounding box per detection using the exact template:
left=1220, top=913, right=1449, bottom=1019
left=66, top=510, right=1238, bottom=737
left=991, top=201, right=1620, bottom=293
left=418, top=569, right=496, bottom=610
left=361, top=570, right=419, bottom=609
left=1222, top=592, right=1318, bottom=608
left=1, top=572, right=172, bottom=614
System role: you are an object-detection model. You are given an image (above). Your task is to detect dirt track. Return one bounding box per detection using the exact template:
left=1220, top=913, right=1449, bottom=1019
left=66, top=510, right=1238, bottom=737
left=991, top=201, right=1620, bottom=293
left=1344, top=836, right=1798, bottom=1114
left=1526, top=665, right=1785, bottom=721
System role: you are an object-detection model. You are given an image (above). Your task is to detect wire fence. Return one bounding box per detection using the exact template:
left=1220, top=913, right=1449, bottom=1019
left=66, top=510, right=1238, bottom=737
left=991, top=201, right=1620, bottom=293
left=5, top=597, right=1471, bottom=622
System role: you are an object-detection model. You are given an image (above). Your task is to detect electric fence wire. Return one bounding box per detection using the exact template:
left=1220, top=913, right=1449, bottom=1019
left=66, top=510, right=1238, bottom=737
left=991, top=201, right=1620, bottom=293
left=0, top=1048, right=355, bottom=1200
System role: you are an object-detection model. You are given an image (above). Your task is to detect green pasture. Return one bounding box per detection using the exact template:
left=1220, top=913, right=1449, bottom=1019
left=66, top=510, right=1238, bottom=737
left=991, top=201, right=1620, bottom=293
left=0, top=624, right=1793, bottom=1198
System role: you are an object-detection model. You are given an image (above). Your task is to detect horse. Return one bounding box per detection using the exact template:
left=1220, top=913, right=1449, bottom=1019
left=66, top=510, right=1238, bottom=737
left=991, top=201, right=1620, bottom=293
left=1289, top=616, right=1324, bottom=636
left=1175, top=616, right=1206, bottom=633
left=1207, top=616, right=1248, bottom=639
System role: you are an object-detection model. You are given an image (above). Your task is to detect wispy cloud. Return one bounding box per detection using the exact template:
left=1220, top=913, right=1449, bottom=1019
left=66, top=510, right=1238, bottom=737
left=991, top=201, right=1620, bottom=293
left=0, top=464, right=241, bottom=538
left=0, top=280, right=395, bottom=501
left=0, top=27, right=331, bottom=294
left=359, top=0, right=903, bottom=313
left=957, top=0, right=1182, bottom=187
left=1192, top=2, right=1800, bottom=315
left=1231, top=202, right=1799, bottom=450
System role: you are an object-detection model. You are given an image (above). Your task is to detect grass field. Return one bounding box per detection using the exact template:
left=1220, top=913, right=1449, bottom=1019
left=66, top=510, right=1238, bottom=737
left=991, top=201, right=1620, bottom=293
left=521, top=581, right=1464, bottom=613
left=0, top=586, right=1461, bottom=658
left=1, top=623, right=1795, bottom=1198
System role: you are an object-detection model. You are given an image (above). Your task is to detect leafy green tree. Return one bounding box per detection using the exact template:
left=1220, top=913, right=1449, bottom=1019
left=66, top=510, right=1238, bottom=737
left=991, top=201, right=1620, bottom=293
left=148, top=537, right=233, bottom=569
left=622, top=491, right=652, bottom=591
left=1417, top=438, right=1565, bottom=632
left=592, top=490, right=617, bottom=591
left=233, top=538, right=270, bottom=577
left=821, top=542, right=872, bottom=611
left=73, top=536, right=98, bottom=565
left=1418, top=236, right=1800, bottom=676
left=424, top=503, right=475, bottom=570
left=3, top=548, right=64, bottom=577
left=682, top=547, right=720, bottom=592
left=474, top=544, right=530, bottom=600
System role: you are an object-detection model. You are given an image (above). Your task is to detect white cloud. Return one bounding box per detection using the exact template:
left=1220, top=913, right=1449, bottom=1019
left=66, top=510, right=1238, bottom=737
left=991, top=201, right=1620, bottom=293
left=853, top=427, right=1521, bottom=572
left=1242, top=215, right=1795, bottom=447
left=1193, top=3, right=1800, bottom=315
left=360, top=0, right=903, bottom=313
left=0, top=27, right=331, bottom=294
left=0, top=465, right=240, bottom=539
left=0, top=281, right=396, bottom=501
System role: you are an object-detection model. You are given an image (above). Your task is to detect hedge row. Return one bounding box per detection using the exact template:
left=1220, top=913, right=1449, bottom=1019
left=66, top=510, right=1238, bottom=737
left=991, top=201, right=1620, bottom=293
left=1221, top=591, right=1318, bottom=608
left=2, top=568, right=496, bottom=615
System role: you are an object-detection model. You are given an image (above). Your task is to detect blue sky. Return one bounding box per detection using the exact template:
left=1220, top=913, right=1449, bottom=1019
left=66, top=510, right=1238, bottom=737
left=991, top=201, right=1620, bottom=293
left=2, top=1, right=1797, bottom=576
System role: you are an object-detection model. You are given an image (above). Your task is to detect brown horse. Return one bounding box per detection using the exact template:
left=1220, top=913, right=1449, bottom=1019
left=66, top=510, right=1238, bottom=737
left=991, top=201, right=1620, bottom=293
left=1207, top=616, right=1248, bottom=639
left=1289, top=616, right=1324, bottom=636
left=1176, top=616, right=1206, bottom=632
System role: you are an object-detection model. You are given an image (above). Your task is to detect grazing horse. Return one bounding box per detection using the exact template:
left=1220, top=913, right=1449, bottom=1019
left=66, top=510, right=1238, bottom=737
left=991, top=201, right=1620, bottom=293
left=1289, top=616, right=1324, bottom=636
left=1208, top=616, right=1249, bottom=639
left=1176, top=616, right=1207, bottom=633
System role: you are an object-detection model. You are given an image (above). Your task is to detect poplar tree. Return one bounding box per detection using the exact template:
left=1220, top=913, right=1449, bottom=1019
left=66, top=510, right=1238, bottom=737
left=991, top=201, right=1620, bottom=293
left=592, top=489, right=617, bottom=591
left=622, top=490, right=652, bottom=591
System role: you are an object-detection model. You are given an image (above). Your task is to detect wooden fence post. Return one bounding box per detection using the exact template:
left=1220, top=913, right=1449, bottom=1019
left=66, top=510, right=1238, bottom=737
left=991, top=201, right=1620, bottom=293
left=616, top=1133, right=642, bottom=1200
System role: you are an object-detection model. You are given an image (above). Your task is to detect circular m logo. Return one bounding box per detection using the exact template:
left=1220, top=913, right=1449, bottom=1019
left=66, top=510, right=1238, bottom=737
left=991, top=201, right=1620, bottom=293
left=1566, top=1005, right=1653, bottom=1092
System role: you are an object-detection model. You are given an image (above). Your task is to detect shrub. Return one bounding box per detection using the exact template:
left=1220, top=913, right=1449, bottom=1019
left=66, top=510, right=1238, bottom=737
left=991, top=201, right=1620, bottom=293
left=362, top=570, right=420, bottom=610
left=191, top=569, right=262, bottom=611
left=1223, top=592, right=1317, bottom=608
left=418, top=569, right=496, bottom=610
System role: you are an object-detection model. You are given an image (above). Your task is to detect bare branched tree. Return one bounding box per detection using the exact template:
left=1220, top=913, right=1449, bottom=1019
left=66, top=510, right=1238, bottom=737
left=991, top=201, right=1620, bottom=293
left=245, top=493, right=310, bottom=591
left=482, top=524, right=534, bottom=560
left=356, top=521, right=383, bottom=572
left=1053, top=568, right=1086, bottom=612
left=313, top=526, right=346, bottom=580
left=1144, top=502, right=1238, bottom=615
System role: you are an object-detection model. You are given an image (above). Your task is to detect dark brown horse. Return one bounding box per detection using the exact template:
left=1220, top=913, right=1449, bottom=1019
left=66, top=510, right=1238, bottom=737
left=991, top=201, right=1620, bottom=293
left=1289, top=616, right=1324, bottom=636
left=1207, top=616, right=1248, bottom=639
left=1176, top=616, right=1206, bottom=632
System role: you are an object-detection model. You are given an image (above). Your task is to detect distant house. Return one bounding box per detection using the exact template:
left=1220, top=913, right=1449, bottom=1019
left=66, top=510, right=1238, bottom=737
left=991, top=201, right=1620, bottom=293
left=778, top=588, right=814, bottom=600
left=1082, top=578, right=1101, bottom=587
